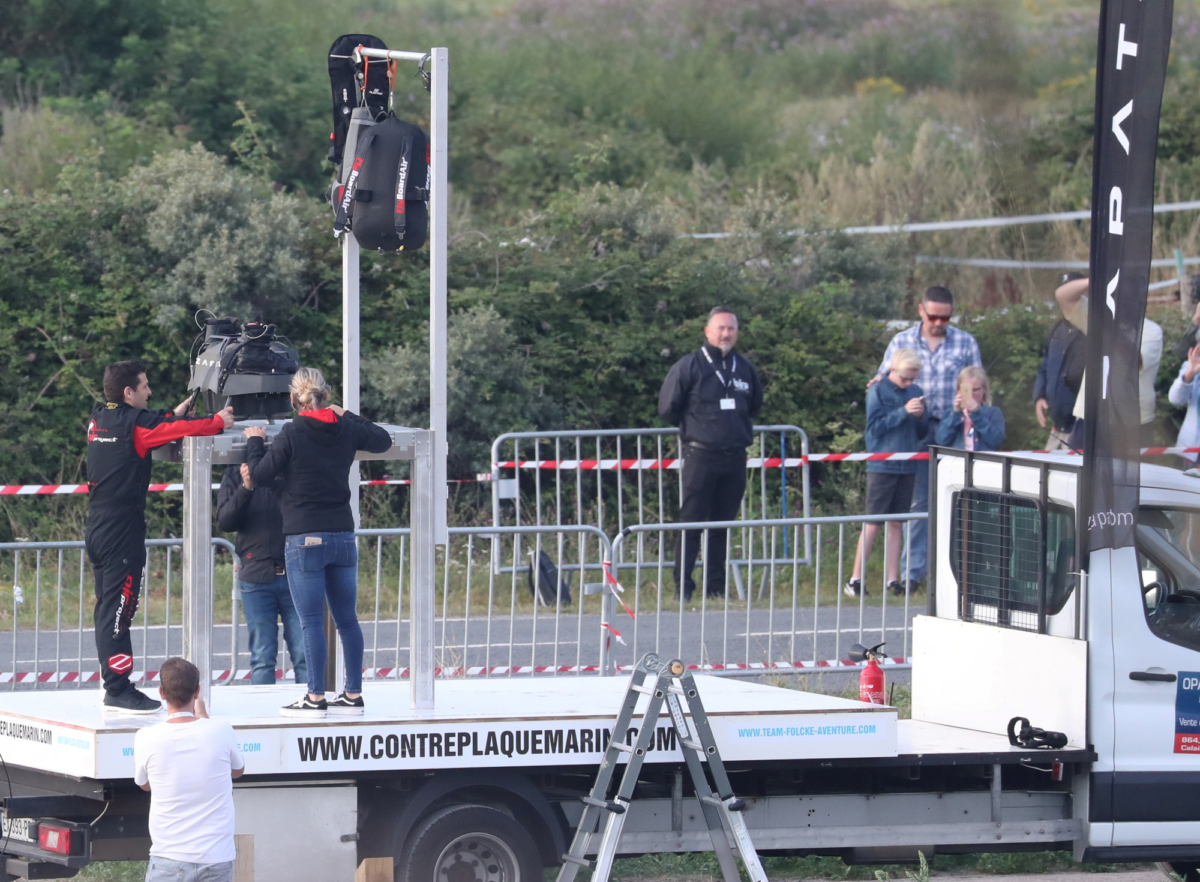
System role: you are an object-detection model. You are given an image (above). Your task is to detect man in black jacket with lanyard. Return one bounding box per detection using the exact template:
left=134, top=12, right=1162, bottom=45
left=86, top=361, right=234, bottom=713
left=658, top=307, right=763, bottom=601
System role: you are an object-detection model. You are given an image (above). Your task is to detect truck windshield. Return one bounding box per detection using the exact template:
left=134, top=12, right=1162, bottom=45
left=1137, top=507, right=1200, bottom=651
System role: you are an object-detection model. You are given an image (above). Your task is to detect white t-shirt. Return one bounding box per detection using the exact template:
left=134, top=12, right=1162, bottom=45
left=134, top=717, right=245, bottom=864
left=1063, top=295, right=1163, bottom=424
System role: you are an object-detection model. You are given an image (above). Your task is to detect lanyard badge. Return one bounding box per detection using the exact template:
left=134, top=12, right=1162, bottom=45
left=701, top=348, right=738, bottom=410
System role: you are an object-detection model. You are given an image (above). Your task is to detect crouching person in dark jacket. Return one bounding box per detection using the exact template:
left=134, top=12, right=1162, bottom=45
left=245, top=368, right=392, bottom=718
left=936, top=367, right=1006, bottom=452
left=846, top=349, right=928, bottom=599
left=217, top=463, right=306, bottom=687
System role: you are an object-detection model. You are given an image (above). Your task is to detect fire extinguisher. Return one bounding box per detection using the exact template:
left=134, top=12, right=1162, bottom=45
left=850, top=642, right=887, bottom=704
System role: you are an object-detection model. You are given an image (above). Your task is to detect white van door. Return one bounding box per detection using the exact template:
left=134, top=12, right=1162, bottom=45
left=1109, top=504, right=1200, bottom=846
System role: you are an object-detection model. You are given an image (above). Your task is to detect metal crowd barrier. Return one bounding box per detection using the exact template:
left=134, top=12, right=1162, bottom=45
left=0, top=538, right=238, bottom=688
left=489, top=426, right=813, bottom=570
left=0, top=513, right=922, bottom=687
left=350, top=525, right=619, bottom=679
left=606, top=513, right=923, bottom=674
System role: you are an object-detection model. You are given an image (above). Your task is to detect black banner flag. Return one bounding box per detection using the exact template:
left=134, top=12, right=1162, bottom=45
left=1082, top=0, right=1173, bottom=552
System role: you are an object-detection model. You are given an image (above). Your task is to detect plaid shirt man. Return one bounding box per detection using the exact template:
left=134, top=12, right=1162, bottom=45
left=876, top=324, right=982, bottom=422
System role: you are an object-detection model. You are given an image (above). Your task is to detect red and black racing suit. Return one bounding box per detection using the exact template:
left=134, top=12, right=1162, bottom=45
left=85, top=402, right=223, bottom=696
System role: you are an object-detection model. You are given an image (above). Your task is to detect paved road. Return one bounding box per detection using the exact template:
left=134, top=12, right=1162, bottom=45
left=0, top=604, right=918, bottom=683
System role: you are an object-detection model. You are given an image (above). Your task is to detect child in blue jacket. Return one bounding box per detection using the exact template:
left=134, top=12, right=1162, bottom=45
left=846, top=349, right=928, bottom=599
left=936, top=366, right=1006, bottom=452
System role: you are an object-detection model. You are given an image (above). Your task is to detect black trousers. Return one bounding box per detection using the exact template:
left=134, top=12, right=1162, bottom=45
left=673, top=447, right=747, bottom=599
left=85, top=520, right=146, bottom=697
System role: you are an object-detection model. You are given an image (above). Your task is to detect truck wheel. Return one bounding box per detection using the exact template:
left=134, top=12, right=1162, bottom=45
left=1160, top=863, right=1200, bottom=882
left=399, top=804, right=543, bottom=882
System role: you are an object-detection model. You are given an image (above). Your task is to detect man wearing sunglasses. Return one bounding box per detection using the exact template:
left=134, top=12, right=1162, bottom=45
left=871, top=286, right=982, bottom=594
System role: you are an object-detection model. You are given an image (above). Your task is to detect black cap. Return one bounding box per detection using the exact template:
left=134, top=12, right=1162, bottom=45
left=1060, top=271, right=1086, bottom=285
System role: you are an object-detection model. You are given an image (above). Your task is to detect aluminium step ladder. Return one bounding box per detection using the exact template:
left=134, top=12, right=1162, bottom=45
left=557, top=652, right=768, bottom=882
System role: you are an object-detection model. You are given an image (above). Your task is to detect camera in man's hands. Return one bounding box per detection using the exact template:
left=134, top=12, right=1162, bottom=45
left=189, top=317, right=300, bottom=421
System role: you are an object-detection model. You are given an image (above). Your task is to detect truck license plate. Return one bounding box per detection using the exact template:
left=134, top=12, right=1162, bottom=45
left=1, top=812, right=38, bottom=843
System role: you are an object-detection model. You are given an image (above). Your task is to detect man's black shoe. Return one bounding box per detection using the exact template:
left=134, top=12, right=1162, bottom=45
left=904, top=579, right=923, bottom=595
left=103, top=688, right=163, bottom=715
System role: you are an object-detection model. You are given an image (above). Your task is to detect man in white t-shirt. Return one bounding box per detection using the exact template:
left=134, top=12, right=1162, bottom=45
left=134, top=657, right=245, bottom=882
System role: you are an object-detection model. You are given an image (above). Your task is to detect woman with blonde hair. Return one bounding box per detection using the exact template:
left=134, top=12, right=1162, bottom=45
left=244, top=368, right=392, bottom=718
left=935, top=366, right=1006, bottom=452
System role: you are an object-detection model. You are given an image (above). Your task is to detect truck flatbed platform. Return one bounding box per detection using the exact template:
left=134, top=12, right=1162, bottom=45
left=0, top=677, right=898, bottom=780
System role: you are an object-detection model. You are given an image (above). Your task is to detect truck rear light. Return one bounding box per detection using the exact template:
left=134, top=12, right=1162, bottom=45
left=38, top=823, right=73, bottom=855
left=1051, top=761, right=1064, bottom=782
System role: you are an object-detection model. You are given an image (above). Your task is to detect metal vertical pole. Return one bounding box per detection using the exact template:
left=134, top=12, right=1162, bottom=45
left=429, top=47, right=449, bottom=547
left=335, top=210, right=363, bottom=696
left=182, top=435, right=214, bottom=708
left=411, top=430, right=435, bottom=708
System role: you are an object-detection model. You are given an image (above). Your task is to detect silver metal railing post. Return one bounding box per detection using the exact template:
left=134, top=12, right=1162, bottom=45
left=410, top=429, right=436, bottom=709
left=182, top=435, right=214, bottom=707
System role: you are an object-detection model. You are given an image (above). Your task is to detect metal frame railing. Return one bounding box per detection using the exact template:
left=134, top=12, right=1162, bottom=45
left=489, top=426, right=813, bottom=577
left=609, top=513, right=925, bottom=673
left=0, top=510, right=926, bottom=687
left=0, top=537, right=238, bottom=688
left=352, top=525, right=619, bottom=678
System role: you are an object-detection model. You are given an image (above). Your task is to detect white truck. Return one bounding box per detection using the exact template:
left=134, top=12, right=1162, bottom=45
left=0, top=444, right=1195, bottom=882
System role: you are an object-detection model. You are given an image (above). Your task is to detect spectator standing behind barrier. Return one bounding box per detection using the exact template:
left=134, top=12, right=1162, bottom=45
left=1033, top=275, right=1086, bottom=451
left=846, top=349, right=927, bottom=600
left=1175, top=300, right=1200, bottom=361
left=217, top=463, right=307, bottom=686
left=658, top=307, right=763, bottom=601
left=873, top=287, right=981, bottom=594
left=245, top=368, right=392, bottom=718
left=86, top=361, right=234, bottom=714
left=937, top=367, right=1006, bottom=452
left=1168, top=344, right=1200, bottom=465
left=1055, top=274, right=1163, bottom=449
left=134, top=657, right=245, bottom=882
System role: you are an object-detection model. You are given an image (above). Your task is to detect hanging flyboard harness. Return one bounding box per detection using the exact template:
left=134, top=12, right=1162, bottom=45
left=326, top=35, right=431, bottom=253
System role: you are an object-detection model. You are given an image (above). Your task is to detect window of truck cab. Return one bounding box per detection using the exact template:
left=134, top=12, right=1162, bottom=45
left=1136, top=507, right=1200, bottom=653
left=948, top=489, right=1077, bottom=632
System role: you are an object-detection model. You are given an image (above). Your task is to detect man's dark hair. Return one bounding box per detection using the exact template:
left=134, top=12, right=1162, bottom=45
left=708, top=306, right=738, bottom=321
left=159, top=657, right=200, bottom=707
left=103, top=361, right=148, bottom=404
left=923, top=286, right=954, bottom=307
left=1060, top=271, right=1086, bottom=285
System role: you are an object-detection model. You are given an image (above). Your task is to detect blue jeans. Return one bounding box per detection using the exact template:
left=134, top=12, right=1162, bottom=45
left=284, top=532, right=362, bottom=696
left=145, top=856, right=233, bottom=882
left=904, top=460, right=929, bottom=584
left=239, top=575, right=307, bottom=686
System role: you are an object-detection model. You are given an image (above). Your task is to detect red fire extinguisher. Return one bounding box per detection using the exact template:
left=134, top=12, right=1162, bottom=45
left=850, top=642, right=887, bottom=704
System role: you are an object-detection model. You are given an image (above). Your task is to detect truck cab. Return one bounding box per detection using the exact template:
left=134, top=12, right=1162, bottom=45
left=922, top=447, right=1200, bottom=864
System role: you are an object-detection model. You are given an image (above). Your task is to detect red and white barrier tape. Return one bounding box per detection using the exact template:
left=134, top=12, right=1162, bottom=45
left=9, top=446, right=1199, bottom=494
left=484, top=446, right=1200, bottom=476
left=0, top=657, right=909, bottom=684
left=0, top=478, right=421, bottom=496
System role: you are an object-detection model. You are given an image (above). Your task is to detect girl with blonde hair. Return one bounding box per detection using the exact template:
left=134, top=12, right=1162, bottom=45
left=935, top=366, right=1005, bottom=452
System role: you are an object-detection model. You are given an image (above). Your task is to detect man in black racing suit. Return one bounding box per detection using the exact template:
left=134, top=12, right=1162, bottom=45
left=86, top=361, right=234, bottom=713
